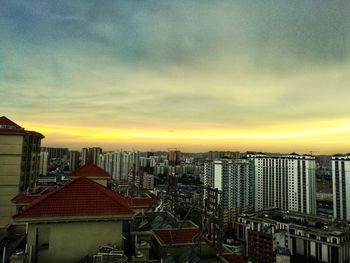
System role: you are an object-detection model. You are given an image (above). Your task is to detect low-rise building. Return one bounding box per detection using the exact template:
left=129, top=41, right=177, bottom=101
left=236, top=209, right=350, bottom=263
left=13, top=177, right=135, bottom=263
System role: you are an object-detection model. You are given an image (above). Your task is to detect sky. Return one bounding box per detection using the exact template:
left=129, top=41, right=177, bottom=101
left=1, top=1, right=350, bottom=153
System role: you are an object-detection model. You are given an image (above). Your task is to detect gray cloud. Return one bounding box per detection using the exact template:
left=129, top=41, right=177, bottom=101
left=1, top=0, right=350, bottom=133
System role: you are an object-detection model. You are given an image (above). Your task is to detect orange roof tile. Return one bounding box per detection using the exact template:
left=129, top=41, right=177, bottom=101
left=70, top=164, right=109, bottom=178
left=154, top=228, right=199, bottom=244
left=14, top=177, right=134, bottom=219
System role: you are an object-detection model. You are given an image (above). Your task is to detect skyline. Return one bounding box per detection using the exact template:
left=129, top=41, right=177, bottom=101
left=1, top=1, right=350, bottom=153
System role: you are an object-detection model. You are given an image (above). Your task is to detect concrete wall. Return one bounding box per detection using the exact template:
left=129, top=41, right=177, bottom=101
left=27, top=220, right=123, bottom=263
left=93, top=178, right=108, bottom=187
left=0, top=135, right=23, bottom=227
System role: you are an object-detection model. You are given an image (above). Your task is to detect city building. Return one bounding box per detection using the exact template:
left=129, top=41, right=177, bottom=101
left=142, top=173, right=154, bottom=190
left=236, top=209, right=350, bottom=263
left=98, top=151, right=140, bottom=182
left=134, top=172, right=155, bottom=190
left=13, top=176, right=135, bottom=263
left=68, top=150, right=80, bottom=171
left=81, top=147, right=102, bottom=166
left=0, top=116, right=44, bottom=228
left=208, top=151, right=241, bottom=160
left=41, top=147, right=68, bottom=159
left=204, top=159, right=255, bottom=224
left=168, top=150, right=181, bottom=165
left=247, top=153, right=316, bottom=215
left=332, top=155, right=350, bottom=221
left=39, top=150, right=48, bottom=176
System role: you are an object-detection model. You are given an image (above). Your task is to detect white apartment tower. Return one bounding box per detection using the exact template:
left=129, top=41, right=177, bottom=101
left=81, top=147, right=102, bottom=166
left=248, top=154, right=316, bottom=215
left=204, top=159, right=254, bottom=214
left=332, top=155, right=350, bottom=221
left=99, top=151, right=140, bottom=182
left=69, top=150, right=80, bottom=171
left=39, top=150, right=48, bottom=176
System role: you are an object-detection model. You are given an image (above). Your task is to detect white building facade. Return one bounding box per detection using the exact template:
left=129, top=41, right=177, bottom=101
left=332, top=155, right=350, bottom=221
left=204, top=159, right=254, bottom=212
left=247, top=154, right=316, bottom=215
left=39, top=150, right=48, bottom=176
left=99, top=151, right=140, bottom=181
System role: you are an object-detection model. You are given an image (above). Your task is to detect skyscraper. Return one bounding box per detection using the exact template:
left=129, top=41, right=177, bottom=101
left=0, top=116, right=44, bottom=227
left=39, top=150, right=48, bottom=176
left=69, top=150, right=80, bottom=171
left=81, top=147, right=102, bottom=165
left=98, top=151, right=140, bottom=182
left=204, top=159, right=255, bottom=223
left=332, top=155, right=350, bottom=220
left=41, top=147, right=68, bottom=159
left=248, top=153, right=316, bottom=215
left=168, top=150, right=181, bottom=166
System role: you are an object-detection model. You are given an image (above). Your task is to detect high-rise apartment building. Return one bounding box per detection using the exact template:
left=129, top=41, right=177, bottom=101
left=41, top=147, right=68, bottom=159
left=168, top=150, right=181, bottom=165
left=142, top=173, right=154, bottom=190
left=99, top=151, right=140, bottom=181
left=39, top=150, right=48, bottom=176
left=248, top=153, right=316, bottom=215
left=0, top=116, right=44, bottom=227
left=204, top=159, right=255, bottom=223
left=69, top=150, right=80, bottom=171
left=81, top=147, right=102, bottom=165
left=332, top=155, right=350, bottom=221
left=134, top=172, right=154, bottom=190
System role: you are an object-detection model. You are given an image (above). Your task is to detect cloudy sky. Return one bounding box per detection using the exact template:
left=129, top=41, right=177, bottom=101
left=1, top=1, right=350, bottom=153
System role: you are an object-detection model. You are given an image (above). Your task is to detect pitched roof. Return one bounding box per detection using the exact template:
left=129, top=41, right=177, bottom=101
left=14, top=177, right=134, bottom=219
left=0, top=116, right=44, bottom=138
left=221, top=254, right=246, bottom=263
left=69, top=164, right=109, bottom=178
left=154, top=228, right=199, bottom=244
left=0, top=116, right=22, bottom=129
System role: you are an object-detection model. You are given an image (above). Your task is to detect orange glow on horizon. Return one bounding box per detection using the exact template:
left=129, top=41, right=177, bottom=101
left=22, top=118, right=350, bottom=153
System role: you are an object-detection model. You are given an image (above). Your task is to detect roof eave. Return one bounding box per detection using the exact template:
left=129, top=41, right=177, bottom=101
left=14, top=214, right=135, bottom=223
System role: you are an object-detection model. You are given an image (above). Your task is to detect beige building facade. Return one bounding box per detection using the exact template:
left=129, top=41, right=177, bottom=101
left=22, top=218, right=124, bottom=263
left=0, top=116, right=43, bottom=228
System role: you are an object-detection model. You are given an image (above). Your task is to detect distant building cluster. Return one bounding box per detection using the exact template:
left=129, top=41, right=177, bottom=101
left=98, top=150, right=140, bottom=181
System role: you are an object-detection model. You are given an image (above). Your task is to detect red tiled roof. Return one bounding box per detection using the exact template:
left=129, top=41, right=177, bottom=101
left=27, top=131, right=45, bottom=138
left=0, top=116, right=22, bottom=129
left=0, top=116, right=44, bottom=138
left=14, top=177, right=134, bottom=219
left=222, top=254, right=246, bottom=263
left=154, top=228, right=199, bottom=244
left=70, top=164, right=109, bottom=178
left=12, top=193, right=42, bottom=204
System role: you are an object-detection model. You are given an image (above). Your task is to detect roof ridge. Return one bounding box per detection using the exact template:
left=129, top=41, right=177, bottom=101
left=0, top=116, right=23, bottom=129
left=78, top=177, right=134, bottom=214
left=69, top=163, right=109, bottom=177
